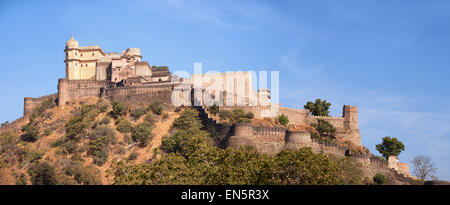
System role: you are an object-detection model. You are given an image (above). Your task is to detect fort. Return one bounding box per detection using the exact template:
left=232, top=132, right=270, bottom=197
left=0, top=37, right=415, bottom=182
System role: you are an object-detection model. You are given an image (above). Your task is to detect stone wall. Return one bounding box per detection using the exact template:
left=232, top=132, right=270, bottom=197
left=0, top=116, right=28, bottom=133
left=224, top=122, right=414, bottom=184
left=0, top=93, right=57, bottom=133
left=105, top=82, right=181, bottom=109
left=58, top=79, right=110, bottom=106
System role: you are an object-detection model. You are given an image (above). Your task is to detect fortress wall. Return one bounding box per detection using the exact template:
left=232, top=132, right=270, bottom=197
left=278, top=107, right=310, bottom=125
left=309, top=116, right=345, bottom=129
left=105, top=82, right=180, bottom=109
left=0, top=116, right=28, bottom=133
left=219, top=105, right=275, bottom=118
left=58, top=79, right=110, bottom=106
left=1, top=93, right=57, bottom=133
left=226, top=123, right=286, bottom=155
left=24, top=93, right=58, bottom=117
left=253, top=126, right=287, bottom=155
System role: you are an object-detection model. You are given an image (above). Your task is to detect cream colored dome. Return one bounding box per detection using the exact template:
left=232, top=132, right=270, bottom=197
left=66, top=35, right=79, bottom=48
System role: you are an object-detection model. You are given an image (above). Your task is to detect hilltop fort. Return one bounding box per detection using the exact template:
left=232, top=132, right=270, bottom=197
left=0, top=37, right=415, bottom=183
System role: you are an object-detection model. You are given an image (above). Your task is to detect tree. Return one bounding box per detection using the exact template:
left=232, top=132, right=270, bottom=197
left=412, top=156, right=437, bottom=180
left=20, top=123, right=40, bottom=142
left=278, top=114, right=289, bottom=126
left=311, top=119, right=336, bottom=138
left=209, top=103, right=219, bottom=115
left=304, top=99, right=331, bottom=116
left=149, top=100, right=164, bottom=115
left=373, top=173, right=387, bottom=185
left=111, top=101, right=125, bottom=118
left=28, top=162, right=58, bottom=185
left=375, top=137, right=405, bottom=159
left=132, top=122, right=153, bottom=147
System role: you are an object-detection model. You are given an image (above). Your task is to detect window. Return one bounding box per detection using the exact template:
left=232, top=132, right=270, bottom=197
left=92, top=53, right=95, bottom=56
left=86, top=64, right=88, bottom=67
left=81, top=64, right=83, bottom=67
left=81, top=53, right=83, bottom=57
left=75, top=63, right=77, bottom=66
left=75, top=52, right=77, bottom=55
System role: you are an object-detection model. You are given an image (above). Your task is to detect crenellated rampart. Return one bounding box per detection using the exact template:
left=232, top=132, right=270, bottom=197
left=223, top=121, right=414, bottom=183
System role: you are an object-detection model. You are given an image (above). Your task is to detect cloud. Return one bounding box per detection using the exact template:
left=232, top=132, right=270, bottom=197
left=132, top=0, right=279, bottom=31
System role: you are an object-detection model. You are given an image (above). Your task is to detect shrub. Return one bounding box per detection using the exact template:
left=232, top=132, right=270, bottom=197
left=100, top=116, right=112, bottom=125
left=20, top=123, right=40, bottom=142
left=90, top=125, right=116, bottom=145
left=144, top=113, right=156, bottom=125
left=28, top=162, right=58, bottom=185
left=88, top=125, right=117, bottom=166
left=132, top=122, right=153, bottom=147
left=130, top=107, right=146, bottom=121
left=311, top=119, right=336, bottom=138
left=111, top=101, right=125, bottom=118
left=59, top=140, right=78, bottom=154
left=231, top=109, right=250, bottom=123
left=43, top=128, right=53, bottom=136
left=92, top=149, right=109, bottom=166
left=246, top=112, right=254, bottom=119
left=209, top=104, right=219, bottom=115
left=162, top=113, right=169, bottom=120
left=116, top=118, right=133, bottom=133
left=219, top=110, right=232, bottom=121
left=65, top=104, right=99, bottom=142
left=128, top=152, right=139, bottom=161
left=73, top=165, right=102, bottom=185
left=278, top=114, right=289, bottom=126
left=373, top=173, right=387, bottom=185
left=149, top=100, right=164, bottom=115
left=15, top=173, right=27, bottom=185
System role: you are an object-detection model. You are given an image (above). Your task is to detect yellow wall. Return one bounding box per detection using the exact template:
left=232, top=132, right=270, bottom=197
left=66, top=48, right=105, bottom=80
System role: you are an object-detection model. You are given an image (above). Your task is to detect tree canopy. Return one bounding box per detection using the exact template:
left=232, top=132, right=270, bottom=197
left=304, top=99, right=331, bottom=116
left=375, top=136, right=405, bottom=159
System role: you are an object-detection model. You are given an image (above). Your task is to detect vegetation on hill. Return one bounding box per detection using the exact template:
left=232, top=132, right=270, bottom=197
left=0, top=97, right=417, bottom=185
left=110, top=108, right=364, bottom=185
left=219, top=109, right=253, bottom=124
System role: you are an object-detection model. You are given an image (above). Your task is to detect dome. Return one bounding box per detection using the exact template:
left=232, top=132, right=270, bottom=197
left=66, top=35, right=79, bottom=48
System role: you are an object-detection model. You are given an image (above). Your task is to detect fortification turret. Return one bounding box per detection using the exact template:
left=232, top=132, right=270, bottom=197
left=285, top=130, right=311, bottom=150
left=226, top=123, right=257, bottom=149
left=64, top=36, right=81, bottom=79
left=343, top=105, right=358, bottom=131
left=24, top=97, right=33, bottom=118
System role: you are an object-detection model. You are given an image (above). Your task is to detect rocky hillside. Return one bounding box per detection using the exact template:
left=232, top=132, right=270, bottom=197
left=0, top=97, right=178, bottom=185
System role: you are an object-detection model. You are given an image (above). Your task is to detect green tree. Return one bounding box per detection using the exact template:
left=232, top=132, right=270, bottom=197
left=304, top=99, right=331, bottom=116
left=132, top=122, right=153, bottom=147
left=209, top=103, right=219, bottom=115
left=111, top=101, right=125, bottom=118
left=116, top=118, right=134, bottom=133
left=278, top=114, right=289, bottom=126
left=20, top=123, right=40, bottom=142
left=373, top=173, right=387, bottom=185
left=375, top=136, right=405, bottom=159
left=28, top=162, right=58, bottom=185
left=149, top=100, right=164, bottom=115
left=172, top=108, right=203, bottom=130
left=311, top=119, right=336, bottom=138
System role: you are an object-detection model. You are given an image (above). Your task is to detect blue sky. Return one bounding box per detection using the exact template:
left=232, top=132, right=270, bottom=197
left=1, top=0, right=449, bottom=180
